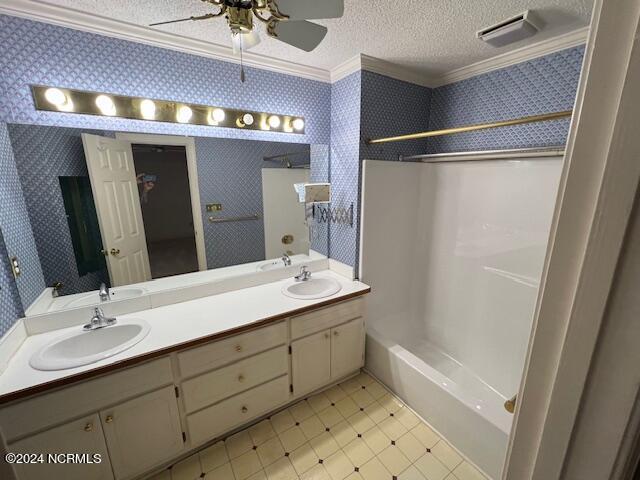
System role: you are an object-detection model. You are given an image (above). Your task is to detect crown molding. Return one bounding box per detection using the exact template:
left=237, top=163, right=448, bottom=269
left=433, top=26, right=589, bottom=87
left=330, top=54, right=436, bottom=87
left=0, top=1, right=588, bottom=88
left=0, top=0, right=332, bottom=83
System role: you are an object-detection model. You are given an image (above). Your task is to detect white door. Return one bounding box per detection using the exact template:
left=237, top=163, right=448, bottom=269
left=82, top=134, right=151, bottom=286
left=100, top=386, right=183, bottom=479
left=10, top=414, right=113, bottom=480
left=331, top=318, right=365, bottom=380
left=291, top=330, right=331, bottom=396
left=262, top=168, right=310, bottom=259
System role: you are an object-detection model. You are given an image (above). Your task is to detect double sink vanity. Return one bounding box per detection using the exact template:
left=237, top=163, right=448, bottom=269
left=0, top=267, right=370, bottom=480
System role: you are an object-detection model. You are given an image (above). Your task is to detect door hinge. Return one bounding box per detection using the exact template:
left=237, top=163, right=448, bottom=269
left=289, top=384, right=293, bottom=393
left=182, top=431, right=187, bottom=443
left=175, top=386, right=180, bottom=398
left=288, top=346, right=292, bottom=355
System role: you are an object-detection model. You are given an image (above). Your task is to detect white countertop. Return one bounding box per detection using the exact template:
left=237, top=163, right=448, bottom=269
left=0, top=271, right=369, bottom=399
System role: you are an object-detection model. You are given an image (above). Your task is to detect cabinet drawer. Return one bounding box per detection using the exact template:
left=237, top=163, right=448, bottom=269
left=182, top=346, right=288, bottom=413
left=0, top=357, right=173, bottom=442
left=186, top=376, right=289, bottom=446
left=291, top=298, right=364, bottom=340
left=178, top=322, right=286, bottom=378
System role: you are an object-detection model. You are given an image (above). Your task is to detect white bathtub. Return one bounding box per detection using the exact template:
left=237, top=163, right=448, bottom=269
left=366, top=324, right=510, bottom=479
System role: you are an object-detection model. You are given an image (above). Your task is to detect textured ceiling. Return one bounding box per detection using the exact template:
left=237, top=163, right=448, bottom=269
left=37, top=0, right=593, bottom=76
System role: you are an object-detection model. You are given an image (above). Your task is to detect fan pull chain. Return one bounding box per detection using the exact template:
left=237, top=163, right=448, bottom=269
left=239, top=33, right=246, bottom=83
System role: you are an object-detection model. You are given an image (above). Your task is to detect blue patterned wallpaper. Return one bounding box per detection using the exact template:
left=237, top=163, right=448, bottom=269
left=0, top=15, right=331, bottom=145
left=7, top=124, right=111, bottom=296
left=0, top=123, right=45, bottom=309
left=329, top=72, right=361, bottom=267
left=194, top=138, right=310, bottom=268
left=0, top=228, right=24, bottom=337
left=427, top=46, right=585, bottom=153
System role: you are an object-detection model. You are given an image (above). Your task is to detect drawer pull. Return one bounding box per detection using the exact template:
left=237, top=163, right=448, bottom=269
left=334, top=330, right=339, bottom=336
left=324, top=332, right=330, bottom=339
left=84, top=423, right=93, bottom=432
left=241, top=406, right=248, bottom=414
left=105, top=415, right=114, bottom=424
left=238, top=374, right=245, bottom=382
left=235, top=345, right=243, bottom=352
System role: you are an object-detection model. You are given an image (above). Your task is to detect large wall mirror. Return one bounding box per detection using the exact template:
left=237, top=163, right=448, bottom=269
left=3, top=124, right=329, bottom=314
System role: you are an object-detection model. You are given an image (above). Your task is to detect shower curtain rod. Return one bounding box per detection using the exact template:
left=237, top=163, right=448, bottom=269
left=366, top=110, right=573, bottom=145
left=399, top=146, right=566, bottom=163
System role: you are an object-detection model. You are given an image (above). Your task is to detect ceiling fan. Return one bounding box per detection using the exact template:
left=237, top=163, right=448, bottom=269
left=150, top=0, right=344, bottom=81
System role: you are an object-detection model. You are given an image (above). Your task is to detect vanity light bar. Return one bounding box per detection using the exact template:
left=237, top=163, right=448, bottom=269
left=30, top=85, right=306, bottom=134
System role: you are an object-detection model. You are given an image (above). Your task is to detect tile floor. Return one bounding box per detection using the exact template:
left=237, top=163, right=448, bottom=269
left=147, top=372, right=488, bottom=480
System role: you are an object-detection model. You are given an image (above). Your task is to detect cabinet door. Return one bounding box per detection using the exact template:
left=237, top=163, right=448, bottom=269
left=101, top=386, right=183, bottom=480
left=10, top=414, right=113, bottom=480
left=331, top=318, right=365, bottom=380
left=291, top=330, right=331, bottom=396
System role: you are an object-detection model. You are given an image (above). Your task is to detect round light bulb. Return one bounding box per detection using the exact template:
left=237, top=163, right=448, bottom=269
left=211, top=108, right=225, bottom=123
left=243, top=113, right=254, bottom=126
left=177, top=105, right=193, bottom=123
left=140, top=99, right=156, bottom=120
left=95, top=95, right=116, bottom=116
left=293, top=118, right=305, bottom=131
left=268, top=115, right=281, bottom=129
left=44, top=88, right=67, bottom=106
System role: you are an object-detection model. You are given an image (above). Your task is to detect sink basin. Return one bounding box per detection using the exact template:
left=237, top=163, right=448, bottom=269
left=62, top=288, right=146, bottom=309
left=257, top=261, right=285, bottom=272
left=282, top=277, right=342, bottom=300
left=30, top=320, right=151, bottom=371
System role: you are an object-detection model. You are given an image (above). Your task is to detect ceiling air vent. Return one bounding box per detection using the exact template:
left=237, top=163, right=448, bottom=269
left=477, top=10, right=540, bottom=47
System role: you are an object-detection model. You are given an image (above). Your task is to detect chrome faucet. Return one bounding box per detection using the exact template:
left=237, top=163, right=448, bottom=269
left=83, top=307, right=117, bottom=331
left=281, top=254, right=292, bottom=266
left=50, top=282, right=64, bottom=298
left=294, top=265, right=312, bottom=282
left=99, top=283, right=110, bottom=302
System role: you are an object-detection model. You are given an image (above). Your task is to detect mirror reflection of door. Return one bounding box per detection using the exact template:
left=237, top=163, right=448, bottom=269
left=262, top=168, right=311, bottom=259
left=81, top=134, right=152, bottom=286
left=130, top=144, right=199, bottom=279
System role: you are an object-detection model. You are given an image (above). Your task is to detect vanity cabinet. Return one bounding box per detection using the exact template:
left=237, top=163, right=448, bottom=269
left=9, top=414, right=113, bottom=480
left=100, top=386, right=183, bottom=480
left=1, top=296, right=367, bottom=480
left=291, top=330, right=332, bottom=394
left=290, top=299, right=366, bottom=396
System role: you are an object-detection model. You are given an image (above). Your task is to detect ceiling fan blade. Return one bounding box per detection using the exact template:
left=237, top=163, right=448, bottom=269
left=149, top=13, right=216, bottom=27
left=232, top=31, right=262, bottom=54
left=272, top=21, right=328, bottom=52
left=274, top=0, right=344, bottom=20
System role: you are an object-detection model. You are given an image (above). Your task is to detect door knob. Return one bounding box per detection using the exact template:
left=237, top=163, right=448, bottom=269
left=100, top=249, right=108, bottom=257
left=504, top=395, right=517, bottom=414
left=109, top=248, right=120, bottom=256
